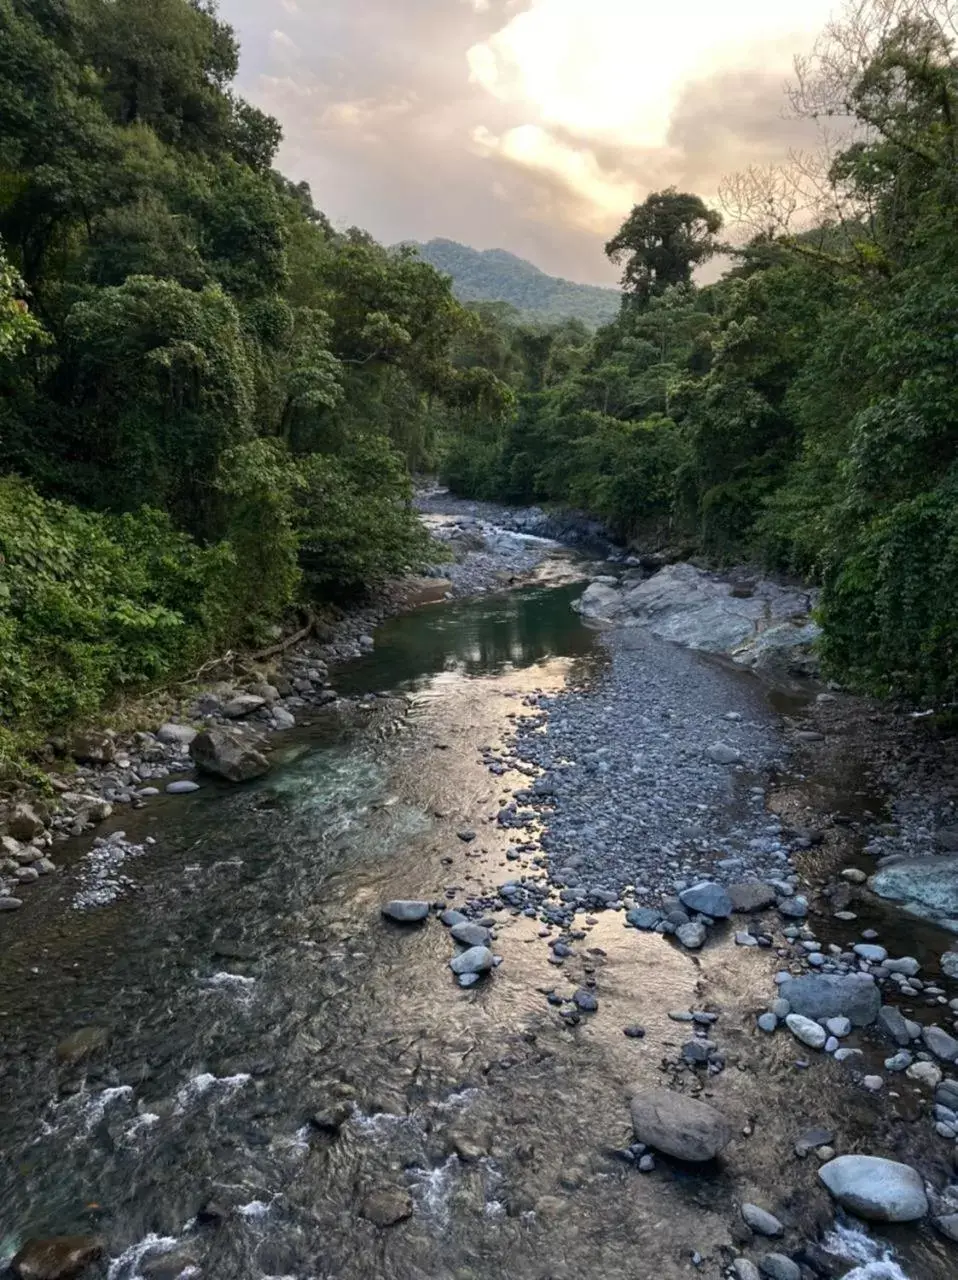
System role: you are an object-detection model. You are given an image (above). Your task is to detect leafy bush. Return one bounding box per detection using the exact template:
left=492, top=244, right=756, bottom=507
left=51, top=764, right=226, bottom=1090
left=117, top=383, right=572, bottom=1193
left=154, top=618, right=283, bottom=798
left=0, top=476, right=234, bottom=730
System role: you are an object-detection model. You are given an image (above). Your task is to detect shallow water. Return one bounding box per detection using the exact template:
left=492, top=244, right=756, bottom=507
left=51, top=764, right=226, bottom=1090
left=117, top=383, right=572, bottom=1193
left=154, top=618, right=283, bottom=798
left=0, top=563, right=954, bottom=1280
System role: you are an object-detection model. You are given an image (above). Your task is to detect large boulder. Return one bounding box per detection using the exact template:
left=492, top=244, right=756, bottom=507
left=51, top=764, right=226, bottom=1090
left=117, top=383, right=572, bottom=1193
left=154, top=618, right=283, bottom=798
left=869, top=858, right=958, bottom=932
left=679, top=881, right=733, bottom=919
left=733, top=620, right=822, bottom=682
left=573, top=581, right=625, bottom=622
left=11, top=1236, right=104, bottom=1279
left=629, top=1087, right=732, bottom=1162
left=7, top=802, right=45, bottom=841
left=729, top=882, right=777, bottom=913
left=818, top=1155, right=928, bottom=1222
left=777, top=973, right=880, bottom=1027
left=189, top=729, right=269, bottom=783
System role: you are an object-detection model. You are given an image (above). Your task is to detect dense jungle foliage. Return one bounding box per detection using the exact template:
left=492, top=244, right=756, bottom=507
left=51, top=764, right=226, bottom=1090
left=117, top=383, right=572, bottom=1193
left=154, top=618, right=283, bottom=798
left=443, top=1, right=958, bottom=704
left=0, top=0, right=513, bottom=759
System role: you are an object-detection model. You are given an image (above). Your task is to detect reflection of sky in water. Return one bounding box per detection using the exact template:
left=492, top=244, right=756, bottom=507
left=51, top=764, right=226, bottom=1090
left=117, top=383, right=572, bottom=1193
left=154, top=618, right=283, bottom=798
left=335, top=581, right=595, bottom=696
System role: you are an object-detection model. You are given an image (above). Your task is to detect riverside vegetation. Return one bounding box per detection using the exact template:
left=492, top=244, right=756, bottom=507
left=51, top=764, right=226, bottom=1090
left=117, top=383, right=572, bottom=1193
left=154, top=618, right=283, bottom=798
left=1, top=0, right=957, bottom=784
left=441, top=1, right=958, bottom=707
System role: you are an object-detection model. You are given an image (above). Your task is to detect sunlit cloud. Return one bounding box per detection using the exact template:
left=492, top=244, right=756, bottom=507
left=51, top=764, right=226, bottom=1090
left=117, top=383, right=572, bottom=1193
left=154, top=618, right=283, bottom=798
left=221, top=0, right=841, bottom=284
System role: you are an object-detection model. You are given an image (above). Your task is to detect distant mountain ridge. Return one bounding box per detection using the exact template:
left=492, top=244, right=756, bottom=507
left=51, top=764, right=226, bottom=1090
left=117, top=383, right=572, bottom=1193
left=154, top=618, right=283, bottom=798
left=404, top=238, right=621, bottom=327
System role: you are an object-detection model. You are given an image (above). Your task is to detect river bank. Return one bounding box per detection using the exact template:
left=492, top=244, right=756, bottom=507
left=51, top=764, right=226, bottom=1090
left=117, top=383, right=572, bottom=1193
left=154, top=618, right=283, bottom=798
left=2, top=497, right=958, bottom=1280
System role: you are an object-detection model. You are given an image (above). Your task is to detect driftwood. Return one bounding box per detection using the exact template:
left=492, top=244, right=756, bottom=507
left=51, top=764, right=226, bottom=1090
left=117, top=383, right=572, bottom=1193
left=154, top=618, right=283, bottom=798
left=249, top=615, right=315, bottom=662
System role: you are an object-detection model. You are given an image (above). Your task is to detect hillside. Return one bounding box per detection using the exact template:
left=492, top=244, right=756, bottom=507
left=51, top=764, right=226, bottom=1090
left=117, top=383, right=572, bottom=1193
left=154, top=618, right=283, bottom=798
left=406, top=238, right=621, bottom=327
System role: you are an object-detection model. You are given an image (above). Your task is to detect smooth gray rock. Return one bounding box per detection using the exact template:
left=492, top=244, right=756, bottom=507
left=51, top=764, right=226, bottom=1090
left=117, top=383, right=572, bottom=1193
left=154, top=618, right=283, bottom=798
left=381, top=900, right=429, bottom=923
left=573, top=581, right=626, bottom=622
left=440, top=909, right=467, bottom=927
left=922, top=1024, right=958, bottom=1063
left=626, top=907, right=662, bottom=930
left=450, top=921, right=492, bottom=948
left=0, top=897, right=24, bottom=911
left=449, top=946, right=495, bottom=976
left=165, top=780, right=200, bottom=795
left=869, top=857, right=958, bottom=931
left=758, top=1255, right=800, bottom=1280
left=786, top=1014, right=827, bottom=1050
left=757, top=1013, right=778, bottom=1033
left=732, top=1261, right=761, bottom=1280
left=629, top=1088, right=731, bottom=1162
left=676, top=921, right=707, bottom=950
left=741, top=1203, right=784, bottom=1237
left=222, top=694, right=266, bottom=719
left=707, top=742, right=743, bottom=766
left=778, top=974, right=880, bottom=1026
left=854, top=943, right=888, bottom=963
left=826, top=1017, right=851, bottom=1038
left=272, top=707, right=296, bottom=730
left=818, top=1155, right=928, bottom=1222
left=679, top=881, right=733, bottom=919
left=156, top=723, right=198, bottom=746
left=777, top=897, right=808, bottom=919
left=877, top=1005, right=912, bottom=1046
left=729, top=882, right=777, bottom=913
left=190, top=729, right=269, bottom=783
left=940, top=951, right=958, bottom=980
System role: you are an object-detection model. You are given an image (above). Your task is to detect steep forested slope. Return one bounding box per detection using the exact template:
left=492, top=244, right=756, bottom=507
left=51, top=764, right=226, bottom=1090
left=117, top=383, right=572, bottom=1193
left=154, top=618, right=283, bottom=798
left=407, top=239, right=621, bottom=327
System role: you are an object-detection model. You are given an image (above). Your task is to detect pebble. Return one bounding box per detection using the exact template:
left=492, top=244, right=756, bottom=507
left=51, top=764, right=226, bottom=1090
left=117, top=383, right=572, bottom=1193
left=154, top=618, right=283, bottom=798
left=757, top=1014, right=778, bottom=1034
left=785, top=1014, right=827, bottom=1050
left=863, top=1075, right=884, bottom=1092
left=166, top=780, right=200, bottom=795
left=757, top=1255, right=800, bottom=1280
left=741, top=1203, right=784, bottom=1237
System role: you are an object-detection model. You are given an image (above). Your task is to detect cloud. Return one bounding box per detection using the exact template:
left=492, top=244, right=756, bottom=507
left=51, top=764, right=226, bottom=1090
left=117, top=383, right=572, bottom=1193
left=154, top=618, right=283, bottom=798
left=220, top=0, right=839, bottom=285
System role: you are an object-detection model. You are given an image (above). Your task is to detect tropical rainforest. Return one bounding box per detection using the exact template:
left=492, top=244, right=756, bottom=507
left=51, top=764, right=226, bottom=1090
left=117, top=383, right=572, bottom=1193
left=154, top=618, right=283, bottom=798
left=0, top=0, right=956, bottom=775
left=443, top=2, right=958, bottom=705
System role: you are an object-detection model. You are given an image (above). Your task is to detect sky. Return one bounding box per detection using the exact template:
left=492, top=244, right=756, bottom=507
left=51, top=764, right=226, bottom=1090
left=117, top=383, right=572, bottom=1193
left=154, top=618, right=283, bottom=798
left=220, top=0, right=838, bottom=286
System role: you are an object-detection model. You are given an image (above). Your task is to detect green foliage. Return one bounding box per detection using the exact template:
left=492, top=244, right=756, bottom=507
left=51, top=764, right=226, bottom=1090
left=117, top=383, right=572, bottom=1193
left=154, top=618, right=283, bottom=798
left=0, top=0, right=512, bottom=758
left=296, top=436, right=435, bottom=594
left=606, top=189, right=722, bottom=306
left=0, top=475, right=235, bottom=729
left=407, top=238, right=621, bottom=328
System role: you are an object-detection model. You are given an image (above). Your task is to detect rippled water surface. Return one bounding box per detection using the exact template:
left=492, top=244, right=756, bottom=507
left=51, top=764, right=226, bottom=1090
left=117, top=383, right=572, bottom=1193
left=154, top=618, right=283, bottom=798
left=0, top=567, right=953, bottom=1280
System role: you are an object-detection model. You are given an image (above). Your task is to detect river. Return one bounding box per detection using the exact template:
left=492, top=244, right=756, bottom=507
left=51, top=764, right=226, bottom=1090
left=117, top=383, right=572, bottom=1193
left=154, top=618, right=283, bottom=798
left=0, top=537, right=955, bottom=1280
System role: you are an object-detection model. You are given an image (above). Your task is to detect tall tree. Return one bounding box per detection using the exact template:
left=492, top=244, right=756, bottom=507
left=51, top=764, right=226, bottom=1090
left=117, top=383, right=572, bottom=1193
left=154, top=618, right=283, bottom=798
left=605, top=189, right=722, bottom=306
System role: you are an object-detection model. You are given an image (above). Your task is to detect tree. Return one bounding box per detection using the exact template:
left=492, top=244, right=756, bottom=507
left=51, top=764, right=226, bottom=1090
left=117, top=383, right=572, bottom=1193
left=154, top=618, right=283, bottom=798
left=605, top=189, right=722, bottom=305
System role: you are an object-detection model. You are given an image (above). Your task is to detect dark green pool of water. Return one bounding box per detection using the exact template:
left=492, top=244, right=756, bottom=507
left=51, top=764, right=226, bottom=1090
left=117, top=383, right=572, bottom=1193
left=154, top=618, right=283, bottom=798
left=333, top=580, right=597, bottom=696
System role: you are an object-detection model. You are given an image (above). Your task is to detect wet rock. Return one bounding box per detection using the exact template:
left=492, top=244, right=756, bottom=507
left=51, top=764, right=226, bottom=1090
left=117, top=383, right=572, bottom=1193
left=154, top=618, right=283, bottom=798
left=156, top=723, right=197, bottom=746
left=272, top=706, right=296, bottom=731
left=141, top=1246, right=202, bottom=1280
left=629, top=1087, right=732, bottom=1162
left=869, top=857, right=958, bottom=930
left=785, top=1014, right=827, bottom=1050
left=11, top=1236, right=104, bottom=1279
left=381, top=900, right=429, bottom=923
left=877, top=1006, right=912, bottom=1047
left=676, top=921, right=707, bottom=950
left=309, top=1102, right=353, bottom=1134
left=757, top=1255, right=800, bottom=1280
left=0, top=896, right=24, bottom=910
left=7, top=802, right=45, bottom=841
left=679, top=881, right=732, bottom=919
left=742, top=1204, right=784, bottom=1237
left=778, top=974, right=880, bottom=1026
left=450, top=921, right=492, bottom=948
left=573, top=988, right=598, bottom=1012
left=884, top=956, right=920, bottom=977
left=449, top=946, right=495, bottom=976
left=70, top=731, right=114, bottom=765
left=818, top=1155, right=928, bottom=1222
left=922, top=1024, right=958, bottom=1064
left=165, top=781, right=200, bottom=795
left=729, top=882, right=777, bottom=913
left=360, top=1187, right=413, bottom=1227
left=55, top=1026, right=109, bottom=1065
left=840, top=868, right=867, bottom=885
left=190, top=729, right=269, bottom=782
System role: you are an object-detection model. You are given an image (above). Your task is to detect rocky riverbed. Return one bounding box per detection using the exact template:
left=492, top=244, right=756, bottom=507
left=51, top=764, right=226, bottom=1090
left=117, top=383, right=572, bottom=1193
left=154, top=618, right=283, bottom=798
left=4, top=496, right=958, bottom=1280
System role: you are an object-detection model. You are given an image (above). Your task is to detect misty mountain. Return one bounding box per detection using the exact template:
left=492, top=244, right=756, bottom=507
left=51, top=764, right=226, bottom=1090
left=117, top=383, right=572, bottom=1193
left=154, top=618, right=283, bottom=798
left=405, top=238, right=621, bottom=327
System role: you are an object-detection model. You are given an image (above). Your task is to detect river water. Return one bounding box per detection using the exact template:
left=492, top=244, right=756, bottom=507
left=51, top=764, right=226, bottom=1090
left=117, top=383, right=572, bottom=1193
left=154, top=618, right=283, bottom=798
left=0, top=551, right=954, bottom=1280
